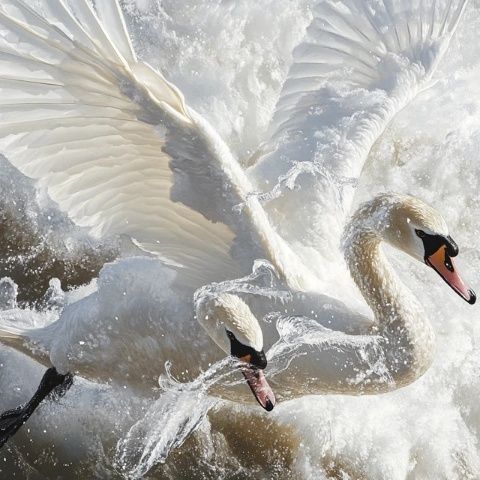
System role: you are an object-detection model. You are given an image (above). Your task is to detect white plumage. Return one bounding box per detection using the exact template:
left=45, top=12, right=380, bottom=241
left=0, top=0, right=238, bottom=288
left=250, top=0, right=468, bottom=283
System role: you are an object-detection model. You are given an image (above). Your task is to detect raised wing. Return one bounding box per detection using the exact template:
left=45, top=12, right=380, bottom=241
left=0, top=0, right=252, bottom=288
left=249, top=0, right=468, bottom=279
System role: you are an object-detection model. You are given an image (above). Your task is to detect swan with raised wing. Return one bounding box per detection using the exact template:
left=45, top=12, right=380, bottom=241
left=0, top=0, right=474, bottom=448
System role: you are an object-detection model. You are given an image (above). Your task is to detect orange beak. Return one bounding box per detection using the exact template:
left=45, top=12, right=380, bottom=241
left=426, top=245, right=476, bottom=304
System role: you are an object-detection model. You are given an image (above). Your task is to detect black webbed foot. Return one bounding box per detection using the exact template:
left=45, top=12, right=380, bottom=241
left=0, top=367, right=73, bottom=449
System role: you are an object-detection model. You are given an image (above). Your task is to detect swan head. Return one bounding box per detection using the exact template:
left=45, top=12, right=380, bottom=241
left=195, top=292, right=276, bottom=411
left=384, top=195, right=476, bottom=304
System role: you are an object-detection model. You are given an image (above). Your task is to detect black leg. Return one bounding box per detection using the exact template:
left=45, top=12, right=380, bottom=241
left=0, top=367, right=73, bottom=448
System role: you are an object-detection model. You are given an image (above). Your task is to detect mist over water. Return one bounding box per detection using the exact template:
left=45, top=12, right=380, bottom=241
left=1, top=1, right=480, bottom=479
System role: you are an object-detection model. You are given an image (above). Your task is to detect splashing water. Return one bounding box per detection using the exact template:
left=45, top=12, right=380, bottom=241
left=268, top=314, right=393, bottom=386
left=115, top=360, right=222, bottom=479
left=243, top=161, right=357, bottom=213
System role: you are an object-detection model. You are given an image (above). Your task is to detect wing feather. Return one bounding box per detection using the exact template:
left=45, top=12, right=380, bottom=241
left=249, top=0, right=468, bottom=279
left=0, top=0, right=245, bottom=288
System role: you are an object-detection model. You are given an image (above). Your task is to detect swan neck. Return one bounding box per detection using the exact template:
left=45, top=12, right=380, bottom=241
left=346, top=234, right=392, bottom=318
left=343, top=213, right=435, bottom=384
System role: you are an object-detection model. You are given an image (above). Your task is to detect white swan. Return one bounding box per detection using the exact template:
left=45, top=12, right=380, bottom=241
left=243, top=192, right=475, bottom=401
left=186, top=191, right=475, bottom=408
left=0, top=0, right=474, bottom=445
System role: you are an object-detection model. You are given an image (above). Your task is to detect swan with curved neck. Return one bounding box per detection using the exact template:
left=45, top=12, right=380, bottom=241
left=196, top=193, right=476, bottom=399
left=342, top=193, right=475, bottom=388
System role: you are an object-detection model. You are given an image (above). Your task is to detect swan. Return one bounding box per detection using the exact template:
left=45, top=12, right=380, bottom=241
left=0, top=0, right=474, bottom=450
left=193, top=192, right=476, bottom=405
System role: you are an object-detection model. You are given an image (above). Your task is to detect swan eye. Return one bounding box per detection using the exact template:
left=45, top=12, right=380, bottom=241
left=415, top=229, right=426, bottom=238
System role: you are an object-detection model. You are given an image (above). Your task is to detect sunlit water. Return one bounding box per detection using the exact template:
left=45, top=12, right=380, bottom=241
left=1, top=1, right=480, bottom=479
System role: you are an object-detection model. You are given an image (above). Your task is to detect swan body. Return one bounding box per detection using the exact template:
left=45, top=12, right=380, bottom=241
left=0, top=0, right=474, bottom=445
left=196, top=193, right=474, bottom=402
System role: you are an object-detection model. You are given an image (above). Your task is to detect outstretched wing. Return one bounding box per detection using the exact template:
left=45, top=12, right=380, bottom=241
left=0, top=0, right=254, bottom=288
left=249, top=0, right=468, bottom=277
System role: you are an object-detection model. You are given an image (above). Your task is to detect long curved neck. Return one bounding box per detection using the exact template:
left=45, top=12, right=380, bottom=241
left=343, top=217, right=436, bottom=387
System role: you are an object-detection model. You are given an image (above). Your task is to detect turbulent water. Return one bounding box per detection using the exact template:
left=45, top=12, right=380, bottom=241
left=1, top=1, right=480, bottom=479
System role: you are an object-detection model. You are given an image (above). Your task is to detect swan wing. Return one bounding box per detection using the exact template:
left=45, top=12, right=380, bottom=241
left=249, top=0, right=468, bottom=279
left=0, top=0, right=253, bottom=288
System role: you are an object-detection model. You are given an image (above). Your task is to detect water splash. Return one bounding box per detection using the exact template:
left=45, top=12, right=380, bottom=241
left=267, top=314, right=394, bottom=388
left=0, top=277, right=17, bottom=310
left=114, top=358, right=240, bottom=479
left=195, top=259, right=292, bottom=305
left=245, top=160, right=357, bottom=209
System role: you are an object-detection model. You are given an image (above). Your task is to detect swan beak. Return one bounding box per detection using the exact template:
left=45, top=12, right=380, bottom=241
left=426, top=245, right=476, bottom=304
left=241, top=366, right=276, bottom=412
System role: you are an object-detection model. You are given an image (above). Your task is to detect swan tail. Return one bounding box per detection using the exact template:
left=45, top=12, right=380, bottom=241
left=0, top=324, right=30, bottom=354
left=0, top=323, right=50, bottom=366
left=0, top=323, right=25, bottom=342
left=289, top=0, right=468, bottom=95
